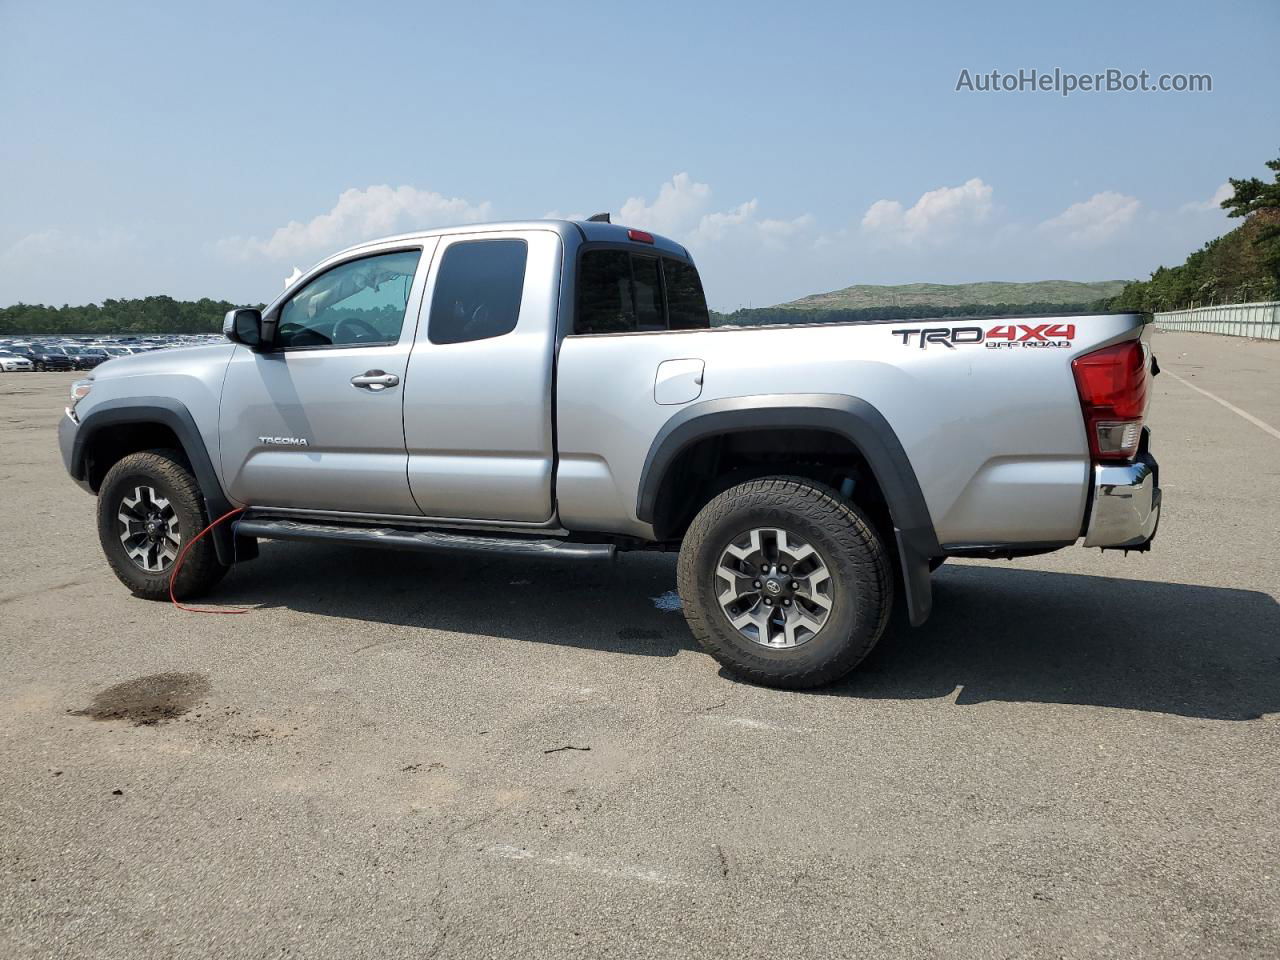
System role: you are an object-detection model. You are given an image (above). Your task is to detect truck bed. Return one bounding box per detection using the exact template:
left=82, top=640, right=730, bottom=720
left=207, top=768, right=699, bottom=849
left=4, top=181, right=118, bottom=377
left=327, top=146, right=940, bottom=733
left=554, top=312, right=1149, bottom=547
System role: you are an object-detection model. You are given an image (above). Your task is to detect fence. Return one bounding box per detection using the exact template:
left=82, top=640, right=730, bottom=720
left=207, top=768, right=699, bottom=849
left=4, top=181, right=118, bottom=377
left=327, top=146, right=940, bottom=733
left=1155, top=301, right=1280, bottom=340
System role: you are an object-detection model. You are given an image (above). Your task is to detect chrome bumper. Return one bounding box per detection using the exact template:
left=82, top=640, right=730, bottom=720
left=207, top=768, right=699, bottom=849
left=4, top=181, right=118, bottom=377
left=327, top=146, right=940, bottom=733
left=1083, top=445, right=1161, bottom=550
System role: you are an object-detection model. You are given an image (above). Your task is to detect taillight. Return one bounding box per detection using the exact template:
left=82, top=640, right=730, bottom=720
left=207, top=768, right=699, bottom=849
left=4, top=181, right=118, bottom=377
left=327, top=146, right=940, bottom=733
left=627, top=229, right=655, bottom=244
left=1071, top=340, right=1149, bottom=461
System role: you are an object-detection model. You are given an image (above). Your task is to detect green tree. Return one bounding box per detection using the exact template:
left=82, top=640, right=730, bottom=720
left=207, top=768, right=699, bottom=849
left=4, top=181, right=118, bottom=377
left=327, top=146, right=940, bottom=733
left=0, top=297, right=255, bottom=336
left=1221, top=151, right=1280, bottom=280
left=1108, top=152, right=1280, bottom=312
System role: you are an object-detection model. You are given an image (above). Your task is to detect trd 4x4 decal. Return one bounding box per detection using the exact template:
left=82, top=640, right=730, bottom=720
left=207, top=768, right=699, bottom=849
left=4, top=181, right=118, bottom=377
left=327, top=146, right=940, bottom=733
left=891, top=323, right=1077, bottom=350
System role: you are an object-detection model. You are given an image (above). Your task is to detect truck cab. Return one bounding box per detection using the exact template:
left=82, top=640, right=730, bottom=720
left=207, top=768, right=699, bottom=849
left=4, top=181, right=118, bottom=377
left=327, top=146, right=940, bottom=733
left=217, top=220, right=698, bottom=524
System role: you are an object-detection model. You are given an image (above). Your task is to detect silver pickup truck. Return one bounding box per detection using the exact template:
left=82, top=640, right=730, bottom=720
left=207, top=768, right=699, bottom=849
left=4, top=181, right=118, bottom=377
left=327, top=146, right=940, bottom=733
left=59, top=218, right=1161, bottom=688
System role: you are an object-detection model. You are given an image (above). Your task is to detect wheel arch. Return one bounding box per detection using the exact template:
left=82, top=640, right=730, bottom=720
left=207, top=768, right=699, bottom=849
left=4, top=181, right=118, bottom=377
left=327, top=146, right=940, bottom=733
left=637, top=394, right=940, bottom=626
left=72, top=397, right=245, bottom=565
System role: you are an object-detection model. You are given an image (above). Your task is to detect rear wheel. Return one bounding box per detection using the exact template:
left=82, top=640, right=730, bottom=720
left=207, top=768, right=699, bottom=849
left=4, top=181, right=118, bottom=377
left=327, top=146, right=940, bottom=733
left=677, top=476, right=893, bottom=689
left=96, top=449, right=229, bottom=600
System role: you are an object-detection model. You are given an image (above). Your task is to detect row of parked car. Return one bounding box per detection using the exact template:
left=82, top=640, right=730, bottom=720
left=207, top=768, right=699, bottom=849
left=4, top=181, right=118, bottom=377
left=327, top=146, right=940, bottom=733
left=0, top=334, right=223, bottom=373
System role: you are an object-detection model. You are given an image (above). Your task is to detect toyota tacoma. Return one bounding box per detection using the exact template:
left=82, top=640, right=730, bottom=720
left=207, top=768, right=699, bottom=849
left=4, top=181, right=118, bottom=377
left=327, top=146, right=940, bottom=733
left=58, top=218, right=1161, bottom=688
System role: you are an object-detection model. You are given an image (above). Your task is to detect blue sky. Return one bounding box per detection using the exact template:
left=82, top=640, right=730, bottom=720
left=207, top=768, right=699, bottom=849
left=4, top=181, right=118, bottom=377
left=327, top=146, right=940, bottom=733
left=1, top=0, right=1277, bottom=310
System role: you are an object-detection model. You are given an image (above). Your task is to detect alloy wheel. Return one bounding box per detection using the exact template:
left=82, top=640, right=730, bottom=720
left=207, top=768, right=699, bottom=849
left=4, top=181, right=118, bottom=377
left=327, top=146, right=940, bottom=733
left=117, top=484, right=182, bottom=572
left=715, top=527, right=834, bottom=648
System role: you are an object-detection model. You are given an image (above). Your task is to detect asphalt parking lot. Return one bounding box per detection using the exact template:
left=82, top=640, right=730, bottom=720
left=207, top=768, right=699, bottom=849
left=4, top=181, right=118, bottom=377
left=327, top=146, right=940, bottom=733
left=1, top=329, right=1277, bottom=959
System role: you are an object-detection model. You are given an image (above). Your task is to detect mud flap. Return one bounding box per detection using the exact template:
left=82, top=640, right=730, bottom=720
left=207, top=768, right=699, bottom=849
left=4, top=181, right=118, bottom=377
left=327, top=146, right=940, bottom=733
left=894, top=527, right=934, bottom=627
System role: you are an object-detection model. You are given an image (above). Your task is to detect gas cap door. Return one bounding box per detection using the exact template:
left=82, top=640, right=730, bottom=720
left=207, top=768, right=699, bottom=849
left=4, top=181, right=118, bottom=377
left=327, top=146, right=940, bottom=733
left=655, top=358, right=705, bottom=405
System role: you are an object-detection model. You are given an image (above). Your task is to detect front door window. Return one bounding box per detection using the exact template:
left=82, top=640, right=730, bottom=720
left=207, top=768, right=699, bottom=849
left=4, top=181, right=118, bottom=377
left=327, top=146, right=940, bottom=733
left=276, top=250, right=421, bottom=349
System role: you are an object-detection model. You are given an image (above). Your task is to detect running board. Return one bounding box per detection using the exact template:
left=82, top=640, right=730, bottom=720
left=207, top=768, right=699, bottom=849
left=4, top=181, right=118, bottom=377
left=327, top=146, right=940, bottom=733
left=234, top=517, right=616, bottom=561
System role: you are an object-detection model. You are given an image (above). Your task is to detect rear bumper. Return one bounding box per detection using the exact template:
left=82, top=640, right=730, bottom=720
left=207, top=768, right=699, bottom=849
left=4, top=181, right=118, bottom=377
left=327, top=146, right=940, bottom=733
left=1082, top=438, right=1160, bottom=549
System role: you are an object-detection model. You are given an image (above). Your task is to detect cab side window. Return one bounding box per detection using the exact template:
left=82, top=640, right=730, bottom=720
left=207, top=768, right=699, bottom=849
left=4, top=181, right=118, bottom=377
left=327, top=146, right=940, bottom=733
left=276, top=250, right=421, bottom=350
left=427, top=239, right=529, bottom=345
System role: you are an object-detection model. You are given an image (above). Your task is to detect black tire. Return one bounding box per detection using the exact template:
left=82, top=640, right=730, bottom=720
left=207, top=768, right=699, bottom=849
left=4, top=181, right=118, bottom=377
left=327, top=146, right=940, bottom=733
left=677, top=476, right=893, bottom=689
left=97, top=448, right=229, bottom=601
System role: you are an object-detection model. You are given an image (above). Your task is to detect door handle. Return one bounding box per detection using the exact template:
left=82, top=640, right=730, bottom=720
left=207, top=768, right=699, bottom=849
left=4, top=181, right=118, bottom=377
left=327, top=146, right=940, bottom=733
left=351, top=370, right=400, bottom=391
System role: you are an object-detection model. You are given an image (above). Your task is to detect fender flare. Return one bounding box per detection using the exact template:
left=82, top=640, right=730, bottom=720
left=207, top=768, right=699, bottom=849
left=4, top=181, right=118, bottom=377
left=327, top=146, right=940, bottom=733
left=71, top=397, right=243, bottom=566
left=636, top=393, right=940, bottom=626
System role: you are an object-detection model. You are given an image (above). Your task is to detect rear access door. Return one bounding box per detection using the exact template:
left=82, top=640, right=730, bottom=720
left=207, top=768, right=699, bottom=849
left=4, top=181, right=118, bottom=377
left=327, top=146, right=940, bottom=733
left=401, top=229, right=561, bottom=523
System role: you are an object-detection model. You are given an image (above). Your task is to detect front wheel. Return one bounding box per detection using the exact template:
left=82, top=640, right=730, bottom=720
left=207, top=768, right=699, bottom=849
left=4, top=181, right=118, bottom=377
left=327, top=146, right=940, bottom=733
left=677, top=476, right=893, bottom=689
left=96, top=448, right=229, bottom=600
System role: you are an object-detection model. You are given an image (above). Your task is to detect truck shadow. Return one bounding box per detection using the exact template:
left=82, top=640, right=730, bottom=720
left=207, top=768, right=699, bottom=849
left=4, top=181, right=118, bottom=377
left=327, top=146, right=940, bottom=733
left=229, top=544, right=1279, bottom=721
left=227, top=542, right=698, bottom=659
left=827, top=564, right=1280, bottom=721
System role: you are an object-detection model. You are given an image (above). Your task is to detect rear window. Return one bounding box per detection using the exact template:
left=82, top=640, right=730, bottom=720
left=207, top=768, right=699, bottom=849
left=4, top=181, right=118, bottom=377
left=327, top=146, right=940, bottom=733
left=663, top=258, right=710, bottom=330
left=428, top=239, right=528, bottom=345
left=575, top=249, right=710, bottom=335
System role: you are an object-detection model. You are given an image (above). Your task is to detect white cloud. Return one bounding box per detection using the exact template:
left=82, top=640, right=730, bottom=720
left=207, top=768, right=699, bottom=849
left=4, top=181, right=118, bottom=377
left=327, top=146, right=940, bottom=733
left=1, top=227, right=137, bottom=265
left=618, top=172, right=713, bottom=236
left=758, top=212, right=816, bottom=243
left=1179, top=182, right=1233, bottom=214
left=2, top=228, right=65, bottom=262
left=221, top=185, right=493, bottom=262
left=688, top=200, right=813, bottom=248
left=860, top=178, right=994, bottom=241
left=616, top=175, right=814, bottom=251
left=602, top=175, right=818, bottom=308
left=1039, top=191, right=1140, bottom=244
left=861, top=199, right=905, bottom=232
left=0, top=227, right=144, bottom=303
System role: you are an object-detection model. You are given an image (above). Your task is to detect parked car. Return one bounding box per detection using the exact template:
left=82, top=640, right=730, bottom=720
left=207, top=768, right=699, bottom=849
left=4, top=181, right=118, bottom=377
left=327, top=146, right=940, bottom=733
left=30, top=350, right=74, bottom=372
left=0, top=351, right=34, bottom=372
left=58, top=218, right=1160, bottom=689
left=69, top=349, right=109, bottom=371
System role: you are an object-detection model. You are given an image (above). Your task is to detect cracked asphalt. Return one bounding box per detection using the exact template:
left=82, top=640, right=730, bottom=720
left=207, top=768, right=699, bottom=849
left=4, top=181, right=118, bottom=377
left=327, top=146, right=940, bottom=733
left=1, top=329, right=1277, bottom=959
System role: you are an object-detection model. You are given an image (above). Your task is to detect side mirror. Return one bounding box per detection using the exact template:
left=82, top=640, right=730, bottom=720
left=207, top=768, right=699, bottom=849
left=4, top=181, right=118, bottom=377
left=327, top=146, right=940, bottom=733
left=223, top=308, right=264, bottom=350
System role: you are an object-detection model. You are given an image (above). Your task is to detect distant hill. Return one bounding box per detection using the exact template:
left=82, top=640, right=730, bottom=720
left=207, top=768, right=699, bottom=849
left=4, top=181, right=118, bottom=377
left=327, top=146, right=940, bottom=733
left=780, top=280, right=1131, bottom=311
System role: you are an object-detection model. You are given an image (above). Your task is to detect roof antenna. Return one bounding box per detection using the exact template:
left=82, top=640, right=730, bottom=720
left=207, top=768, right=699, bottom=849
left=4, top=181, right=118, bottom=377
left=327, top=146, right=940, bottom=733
left=586, top=212, right=611, bottom=223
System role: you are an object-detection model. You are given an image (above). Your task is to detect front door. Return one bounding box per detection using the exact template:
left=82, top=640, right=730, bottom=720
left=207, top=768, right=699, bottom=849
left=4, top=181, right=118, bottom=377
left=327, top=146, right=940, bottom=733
left=219, top=243, right=435, bottom=515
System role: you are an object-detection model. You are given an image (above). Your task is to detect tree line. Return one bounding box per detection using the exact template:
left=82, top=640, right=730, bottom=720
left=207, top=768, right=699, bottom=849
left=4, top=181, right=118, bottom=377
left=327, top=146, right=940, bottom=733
left=1109, top=152, right=1280, bottom=312
left=0, top=296, right=247, bottom=336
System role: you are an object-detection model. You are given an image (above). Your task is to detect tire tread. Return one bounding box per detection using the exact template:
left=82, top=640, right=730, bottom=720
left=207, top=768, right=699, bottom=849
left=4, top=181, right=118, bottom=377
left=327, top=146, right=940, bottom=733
left=96, top=448, right=228, bottom=601
left=677, top=475, right=892, bottom=688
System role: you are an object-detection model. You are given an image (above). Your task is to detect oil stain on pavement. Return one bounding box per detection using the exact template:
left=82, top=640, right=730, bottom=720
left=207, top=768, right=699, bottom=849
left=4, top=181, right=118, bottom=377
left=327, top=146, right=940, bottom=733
left=71, top=672, right=210, bottom=726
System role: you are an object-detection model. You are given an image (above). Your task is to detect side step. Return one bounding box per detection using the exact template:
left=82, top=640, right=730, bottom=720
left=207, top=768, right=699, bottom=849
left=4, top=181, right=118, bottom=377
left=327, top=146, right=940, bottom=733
left=234, top=517, right=616, bottom=562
